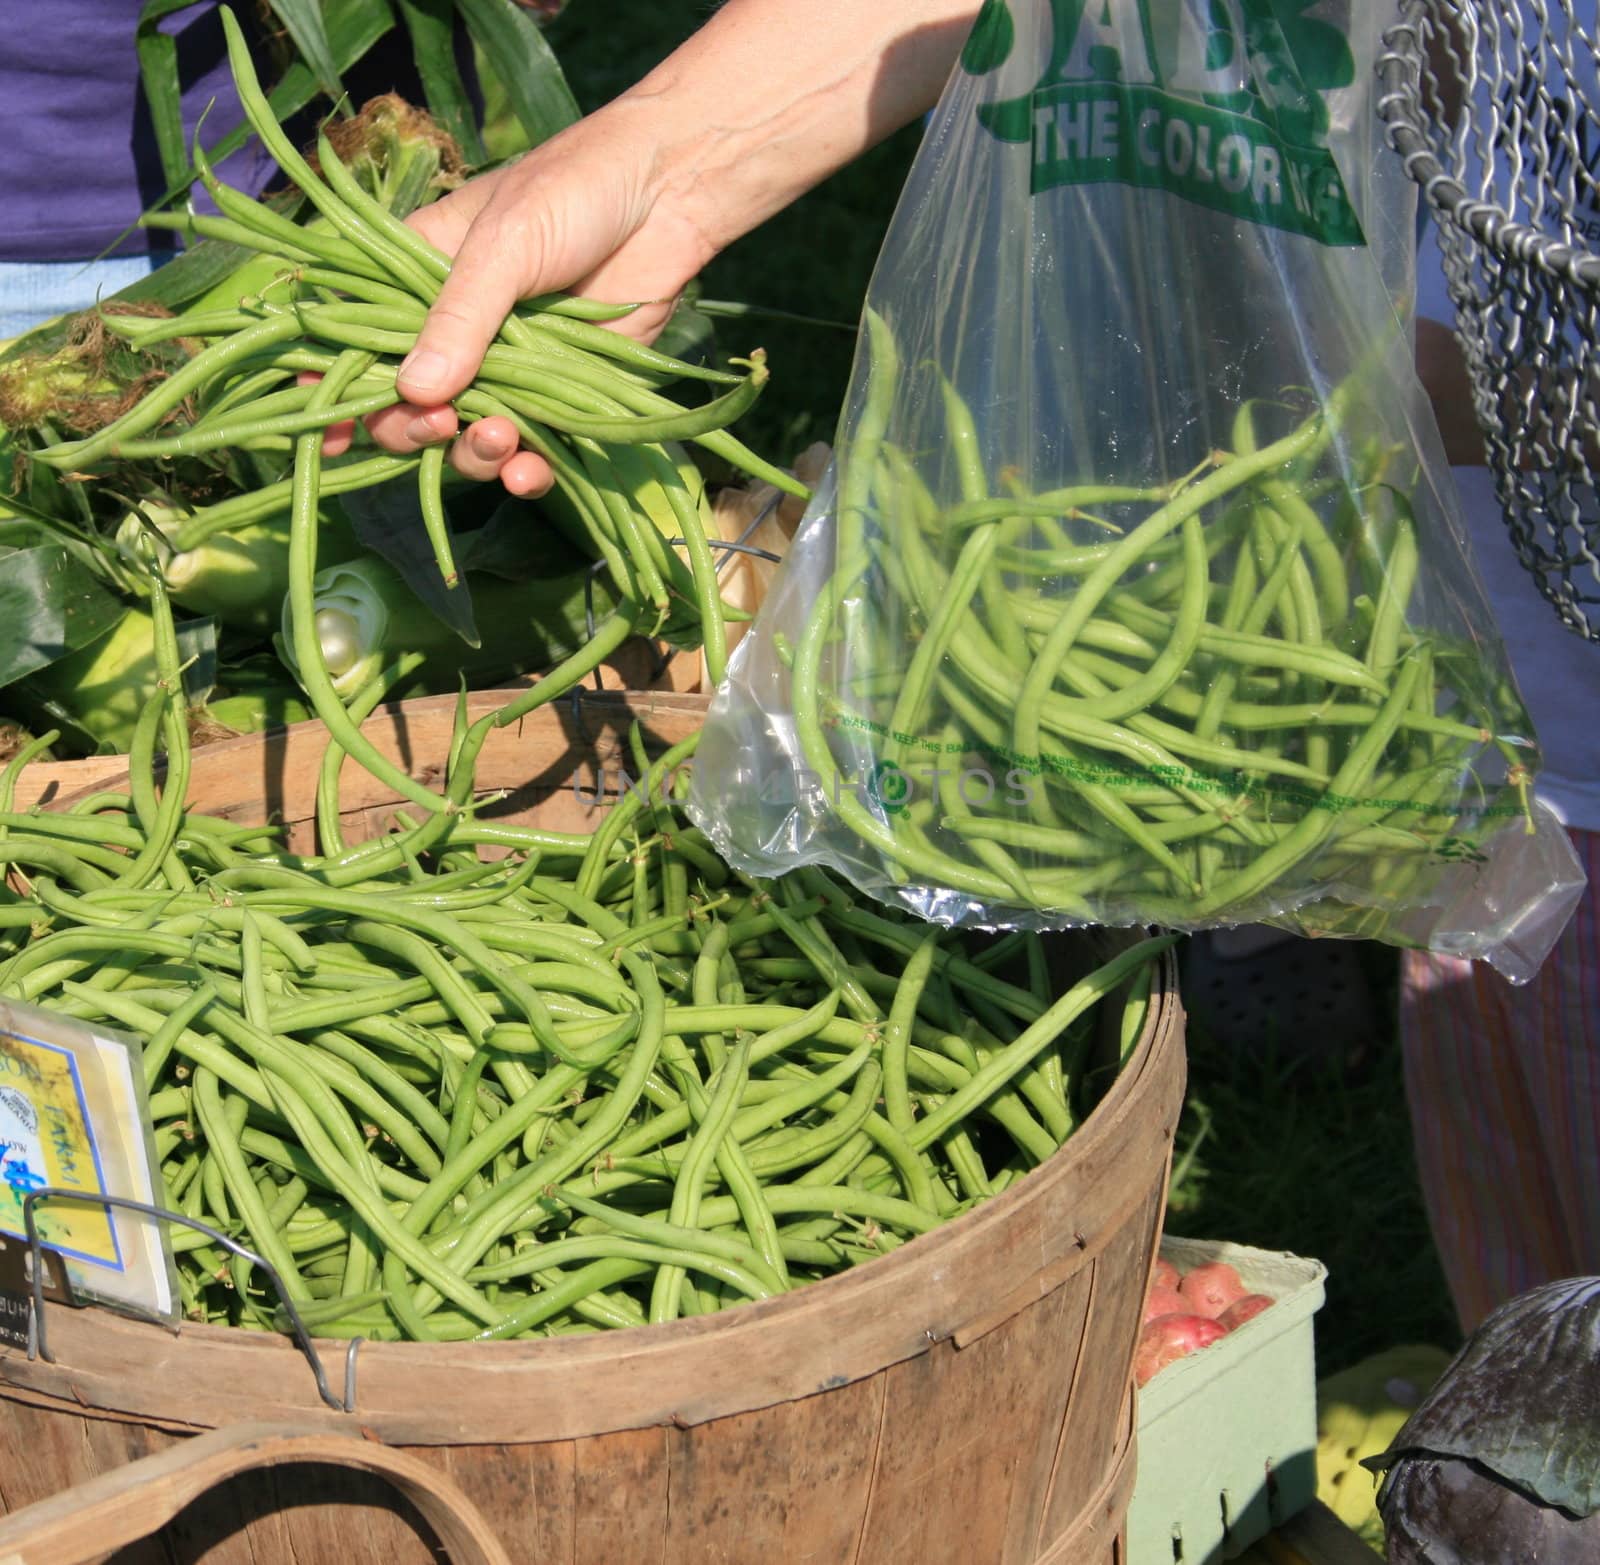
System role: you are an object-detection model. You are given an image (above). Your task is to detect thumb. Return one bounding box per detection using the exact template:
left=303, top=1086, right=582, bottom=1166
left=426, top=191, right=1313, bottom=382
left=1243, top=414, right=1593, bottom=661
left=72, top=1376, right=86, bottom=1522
left=395, top=136, right=655, bottom=404
left=394, top=227, right=526, bottom=406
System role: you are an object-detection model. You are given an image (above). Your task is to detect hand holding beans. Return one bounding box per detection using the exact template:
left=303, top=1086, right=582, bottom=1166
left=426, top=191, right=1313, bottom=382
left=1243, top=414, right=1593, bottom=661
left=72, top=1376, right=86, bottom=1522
left=363, top=113, right=714, bottom=493
left=356, top=0, right=987, bottom=488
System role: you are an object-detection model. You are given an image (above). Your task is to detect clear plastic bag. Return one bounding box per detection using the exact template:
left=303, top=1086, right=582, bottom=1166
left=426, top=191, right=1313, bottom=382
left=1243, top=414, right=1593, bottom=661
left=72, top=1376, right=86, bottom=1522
left=690, top=0, right=1586, bottom=981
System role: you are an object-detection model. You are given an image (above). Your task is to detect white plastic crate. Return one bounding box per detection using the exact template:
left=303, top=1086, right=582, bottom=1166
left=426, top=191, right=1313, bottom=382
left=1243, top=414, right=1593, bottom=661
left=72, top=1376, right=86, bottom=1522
left=1127, top=1237, right=1329, bottom=1564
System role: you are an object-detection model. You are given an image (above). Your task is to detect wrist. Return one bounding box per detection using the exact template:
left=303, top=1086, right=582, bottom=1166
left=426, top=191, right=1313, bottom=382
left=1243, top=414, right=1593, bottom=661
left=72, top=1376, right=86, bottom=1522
left=614, top=0, right=978, bottom=257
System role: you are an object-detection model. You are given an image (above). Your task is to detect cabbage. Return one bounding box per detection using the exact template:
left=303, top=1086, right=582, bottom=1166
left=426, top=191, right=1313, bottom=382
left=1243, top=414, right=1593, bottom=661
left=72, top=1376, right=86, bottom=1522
left=1365, top=1277, right=1600, bottom=1562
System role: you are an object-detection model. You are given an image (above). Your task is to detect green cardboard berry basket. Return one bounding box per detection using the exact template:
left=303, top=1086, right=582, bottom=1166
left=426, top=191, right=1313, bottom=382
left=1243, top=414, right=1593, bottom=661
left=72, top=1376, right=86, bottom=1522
left=1127, top=1237, right=1329, bottom=1564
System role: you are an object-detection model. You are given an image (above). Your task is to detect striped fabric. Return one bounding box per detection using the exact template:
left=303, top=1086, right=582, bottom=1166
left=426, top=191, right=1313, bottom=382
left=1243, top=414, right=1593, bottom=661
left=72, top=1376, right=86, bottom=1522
left=1400, top=826, right=1600, bottom=1334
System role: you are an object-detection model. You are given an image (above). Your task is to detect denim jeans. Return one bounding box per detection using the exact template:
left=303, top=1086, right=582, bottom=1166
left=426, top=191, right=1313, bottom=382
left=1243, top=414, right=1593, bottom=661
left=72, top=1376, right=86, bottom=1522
left=0, top=255, right=159, bottom=340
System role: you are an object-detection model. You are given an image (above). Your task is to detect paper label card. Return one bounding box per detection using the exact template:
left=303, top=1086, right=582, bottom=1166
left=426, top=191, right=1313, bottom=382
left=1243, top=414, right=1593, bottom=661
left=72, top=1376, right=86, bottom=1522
left=0, top=1035, right=120, bottom=1267
left=0, top=998, right=176, bottom=1323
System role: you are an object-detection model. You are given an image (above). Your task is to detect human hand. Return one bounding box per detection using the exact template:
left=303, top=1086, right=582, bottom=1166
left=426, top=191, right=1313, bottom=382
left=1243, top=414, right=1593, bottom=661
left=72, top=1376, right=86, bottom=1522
left=354, top=101, right=717, bottom=493
left=343, top=0, right=979, bottom=491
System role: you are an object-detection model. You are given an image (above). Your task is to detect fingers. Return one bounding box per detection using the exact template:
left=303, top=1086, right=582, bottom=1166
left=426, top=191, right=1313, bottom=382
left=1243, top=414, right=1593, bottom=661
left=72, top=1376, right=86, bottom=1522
left=446, top=417, right=520, bottom=482
left=321, top=418, right=356, bottom=458
left=396, top=127, right=656, bottom=405
left=403, top=169, right=503, bottom=257
left=361, top=408, right=553, bottom=497
left=446, top=419, right=554, bottom=496
left=498, top=451, right=555, bottom=497
left=395, top=243, right=528, bottom=407
left=365, top=401, right=460, bottom=454
left=300, top=298, right=550, bottom=495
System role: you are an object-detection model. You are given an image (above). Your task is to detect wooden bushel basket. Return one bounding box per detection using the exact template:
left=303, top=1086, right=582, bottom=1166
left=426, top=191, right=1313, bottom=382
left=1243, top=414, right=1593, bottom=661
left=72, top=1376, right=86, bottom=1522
left=0, top=691, right=1186, bottom=1565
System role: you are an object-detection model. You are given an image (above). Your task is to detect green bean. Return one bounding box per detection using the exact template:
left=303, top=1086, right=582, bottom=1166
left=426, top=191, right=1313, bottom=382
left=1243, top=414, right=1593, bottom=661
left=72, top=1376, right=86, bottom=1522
left=194, top=1068, right=311, bottom=1302
left=400, top=958, right=667, bottom=1318
left=107, top=385, right=399, bottom=459
left=172, top=456, right=421, bottom=550
left=911, top=935, right=1175, bottom=1151
left=1013, top=420, right=1322, bottom=775
left=314, top=132, right=451, bottom=285
left=218, top=15, right=438, bottom=299
left=554, top=1191, right=785, bottom=1288
left=523, top=311, right=741, bottom=385
left=138, top=209, right=326, bottom=270
left=882, top=931, right=937, bottom=1137
left=38, top=312, right=304, bottom=468
left=649, top=1030, right=754, bottom=1323
left=1366, top=510, right=1419, bottom=685
left=1185, top=655, right=1427, bottom=918
left=257, top=1059, right=504, bottom=1330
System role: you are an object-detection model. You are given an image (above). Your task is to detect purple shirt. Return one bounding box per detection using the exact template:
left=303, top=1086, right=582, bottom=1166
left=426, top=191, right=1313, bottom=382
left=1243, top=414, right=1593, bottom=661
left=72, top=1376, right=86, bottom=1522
left=0, top=3, right=284, bottom=261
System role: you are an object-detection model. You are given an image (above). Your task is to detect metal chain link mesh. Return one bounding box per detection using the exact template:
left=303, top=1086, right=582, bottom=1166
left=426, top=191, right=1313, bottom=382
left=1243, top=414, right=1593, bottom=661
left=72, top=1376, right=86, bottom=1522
left=1378, top=0, right=1600, bottom=641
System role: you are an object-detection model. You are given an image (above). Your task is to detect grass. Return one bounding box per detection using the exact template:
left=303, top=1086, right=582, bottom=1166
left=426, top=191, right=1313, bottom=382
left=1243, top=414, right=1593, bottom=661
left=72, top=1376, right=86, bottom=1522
left=1165, top=938, right=1461, bottom=1373
left=538, top=2, right=1462, bottom=1378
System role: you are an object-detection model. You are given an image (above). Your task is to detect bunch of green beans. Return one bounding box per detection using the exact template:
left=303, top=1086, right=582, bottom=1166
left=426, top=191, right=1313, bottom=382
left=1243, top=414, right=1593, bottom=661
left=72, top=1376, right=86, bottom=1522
left=777, top=308, right=1538, bottom=938
left=31, top=6, right=805, bottom=721
left=0, top=569, right=1169, bottom=1340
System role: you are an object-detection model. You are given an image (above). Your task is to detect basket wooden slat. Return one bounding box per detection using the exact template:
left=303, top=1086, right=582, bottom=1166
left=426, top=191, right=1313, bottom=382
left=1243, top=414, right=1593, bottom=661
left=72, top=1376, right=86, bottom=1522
left=8, top=637, right=702, bottom=818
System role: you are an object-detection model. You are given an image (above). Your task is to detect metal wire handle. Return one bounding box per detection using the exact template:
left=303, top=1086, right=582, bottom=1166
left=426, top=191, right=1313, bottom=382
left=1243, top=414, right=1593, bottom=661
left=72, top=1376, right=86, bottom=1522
left=1376, top=0, right=1600, bottom=641
left=19, top=1186, right=359, bottom=1414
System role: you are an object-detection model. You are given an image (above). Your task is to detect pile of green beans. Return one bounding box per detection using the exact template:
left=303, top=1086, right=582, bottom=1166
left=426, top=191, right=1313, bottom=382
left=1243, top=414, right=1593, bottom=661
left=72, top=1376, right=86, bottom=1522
left=778, top=308, right=1538, bottom=938
left=32, top=6, right=805, bottom=726
left=0, top=537, right=1170, bottom=1341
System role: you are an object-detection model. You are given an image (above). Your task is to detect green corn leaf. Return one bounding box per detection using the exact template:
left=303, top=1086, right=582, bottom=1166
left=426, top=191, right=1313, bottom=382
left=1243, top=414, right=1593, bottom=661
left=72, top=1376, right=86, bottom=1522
left=263, top=0, right=350, bottom=111
left=15, top=608, right=218, bottom=755
left=138, top=0, right=398, bottom=220
left=175, top=615, right=220, bottom=705
left=1, top=514, right=127, bottom=596
left=110, top=238, right=259, bottom=312
left=0, top=545, right=128, bottom=689
left=135, top=0, right=206, bottom=195
left=455, top=0, right=579, bottom=151
left=397, top=0, right=488, bottom=166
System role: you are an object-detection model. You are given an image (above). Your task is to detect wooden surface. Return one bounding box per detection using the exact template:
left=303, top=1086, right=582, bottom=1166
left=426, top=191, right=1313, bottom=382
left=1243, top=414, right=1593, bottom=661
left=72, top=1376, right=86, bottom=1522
left=33, top=686, right=711, bottom=854
left=9, top=641, right=701, bottom=818
left=0, top=700, right=1189, bottom=1564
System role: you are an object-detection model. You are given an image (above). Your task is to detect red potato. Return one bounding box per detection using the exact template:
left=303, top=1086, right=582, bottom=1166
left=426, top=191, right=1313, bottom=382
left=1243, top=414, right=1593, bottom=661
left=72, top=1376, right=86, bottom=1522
left=1178, top=1261, right=1249, bottom=1319
left=1151, top=1258, right=1182, bottom=1291
left=1143, top=1285, right=1187, bottom=1324
left=1133, top=1314, right=1228, bottom=1387
left=1218, top=1293, right=1276, bottom=1331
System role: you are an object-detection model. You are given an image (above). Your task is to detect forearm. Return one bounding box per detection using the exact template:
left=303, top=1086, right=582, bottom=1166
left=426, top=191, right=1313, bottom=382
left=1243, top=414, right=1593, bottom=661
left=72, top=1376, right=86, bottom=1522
left=619, top=0, right=982, bottom=253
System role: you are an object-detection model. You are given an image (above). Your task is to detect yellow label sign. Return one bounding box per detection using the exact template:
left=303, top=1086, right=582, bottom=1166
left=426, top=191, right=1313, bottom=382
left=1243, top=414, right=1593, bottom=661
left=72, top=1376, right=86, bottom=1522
left=0, top=1030, right=120, bottom=1269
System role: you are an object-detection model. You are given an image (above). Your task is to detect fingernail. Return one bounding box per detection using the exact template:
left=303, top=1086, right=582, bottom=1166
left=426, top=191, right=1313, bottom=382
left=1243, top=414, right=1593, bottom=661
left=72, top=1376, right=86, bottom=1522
left=399, top=349, right=448, bottom=394
left=405, top=412, right=447, bottom=444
